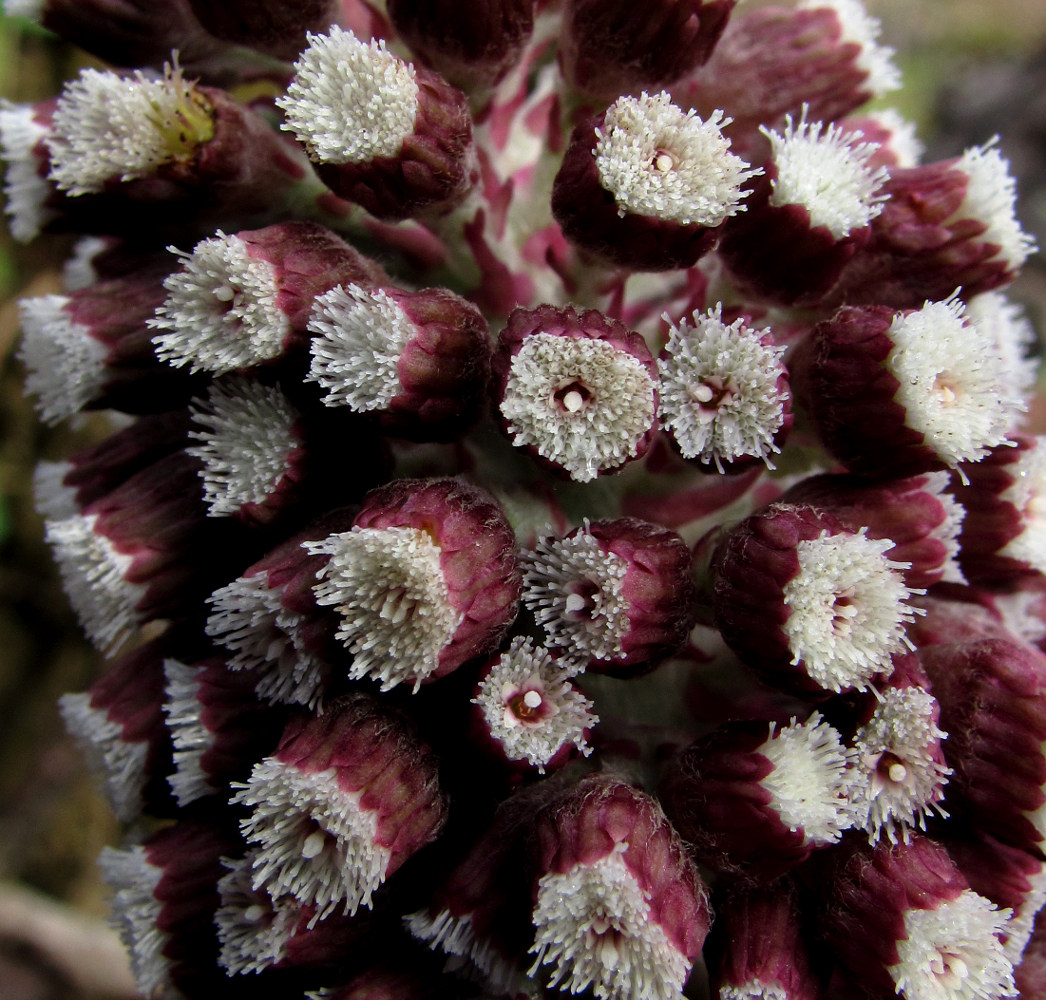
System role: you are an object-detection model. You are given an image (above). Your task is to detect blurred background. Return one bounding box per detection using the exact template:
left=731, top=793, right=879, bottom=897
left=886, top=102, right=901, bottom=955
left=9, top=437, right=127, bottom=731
left=0, top=3, right=1045, bottom=997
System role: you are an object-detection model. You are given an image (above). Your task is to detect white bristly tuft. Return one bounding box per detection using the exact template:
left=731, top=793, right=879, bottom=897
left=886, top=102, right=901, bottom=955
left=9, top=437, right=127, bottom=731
left=886, top=295, right=1023, bottom=468
left=306, top=283, right=412, bottom=410
left=761, top=110, right=889, bottom=239
left=521, top=526, right=630, bottom=665
left=161, top=658, right=214, bottom=807
left=45, top=514, right=145, bottom=651
left=277, top=27, right=419, bottom=165
left=720, top=983, right=790, bottom=1000
left=594, top=94, right=760, bottom=225
left=472, top=636, right=597, bottom=771
left=233, top=760, right=391, bottom=925
left=62, top=236, right=112, bottom=291
left=529, top=845, right=691, bottom=1000
left=848, top=687, right=951, bottom=845
left=58, top=692, right=148, bottom=823
left=965, top=291, right=1040, bottom=399
left=18, top=294, right=107, bottom=425
left=500, top=333, right=658, bottom=483
left=206, top=574, right=326, bottom=709
left=187, top=377, right=301, bottom=517
left=0, top=101, right=54, bottom=242
left=957, top=140, right=1037, bottom=272
left=305, top=527, right=461, bottom=692
left=657, top=306, right=788, bottom=471
left=32, top=460, right=78, bottom=521
left=215, top=853, right=299, bottom=976
left=997, top=440, right=1046, bottom=576
left=782, top=528, right=920, bottom=693
left=1001, top=862, right=1046, bottom=963
left=150, top=233, right=290, bottom=374
left=797, top=0, right=901, bottom=96
left=46, top=64, right=210, bottom=196
left=890, top=890, right=1016, bottom=1000
left=98, top=846, right=169, bottom=998
left=921, top=471, right=968, bottom=585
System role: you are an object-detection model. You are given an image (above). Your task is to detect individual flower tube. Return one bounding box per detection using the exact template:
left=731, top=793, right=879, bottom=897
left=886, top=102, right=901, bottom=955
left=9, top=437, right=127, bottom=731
left=659, top=713, right=856, bottom=878
left=186, top=0, right=338, bottom=60
left=559, top=0, right=735, bottom=100
left=151, top=222, right=386, bottom=375
left=716, top=111, right=889, bottom=305
left=492, top=305, right=659, bottom=482
left=789, top=296, right=1024, bottom=479
left=711, top=502, right=920, bottom=696
left=527, top=774, right=712, bottom=1000
left=386, top=0, right=535, bottom=90
left=551, top=93, right=760, bottom=271
left=521, top=517, right=696, bottom=675
left=657, top=304, right=791, bottom=472
left=233, top=692, right=448, bottom=923
left=821, top=835, right=1015, bottom=1000
left=303, top=477, right=522, bottom=691
left=276, top=27, right=476, bottom=220
left=305, top=280, right=492, bottom=440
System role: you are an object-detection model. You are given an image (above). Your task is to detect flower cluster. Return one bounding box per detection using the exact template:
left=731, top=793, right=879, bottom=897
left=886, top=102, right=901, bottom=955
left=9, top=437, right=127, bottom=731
left=5, top=1, right=1046, bottom=999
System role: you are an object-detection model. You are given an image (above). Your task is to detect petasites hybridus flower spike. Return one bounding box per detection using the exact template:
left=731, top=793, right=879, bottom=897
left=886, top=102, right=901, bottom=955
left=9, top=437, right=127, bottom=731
left=660, top=713, right=857, bottom=878
left=277, top=26, right=476, bottom=220
left=552, top=93, right=760, bottom=271
left=233, top=692, right=448, bottom=923
left=527, top=774, right=712, bottom=1000
left=493, top=305, right=659, bottom=482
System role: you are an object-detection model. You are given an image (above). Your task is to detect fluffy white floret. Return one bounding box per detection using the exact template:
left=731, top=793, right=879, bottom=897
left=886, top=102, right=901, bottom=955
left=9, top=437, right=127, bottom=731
left=0, top=101, right=54, bottom=241
left=797, top=0, right=901, bottom=96
left=965, top=291, right=1040, bottom=399
left=998, top=439, right=1046, bottom=575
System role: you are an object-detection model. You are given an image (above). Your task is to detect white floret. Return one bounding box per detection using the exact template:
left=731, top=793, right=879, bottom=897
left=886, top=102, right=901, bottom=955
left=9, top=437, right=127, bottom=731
left=797, top=0, right=901, bottom=96
left=0, top=100, right=54, bottom=241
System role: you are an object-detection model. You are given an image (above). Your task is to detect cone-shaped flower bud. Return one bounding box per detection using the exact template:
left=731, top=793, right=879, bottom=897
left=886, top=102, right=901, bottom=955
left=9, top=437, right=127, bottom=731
left=306, top=281, right=491, bottom=440
left=712, top=503, right=920, bottom=696
left=717, top=111, right=889, bottom=305
left=186, top=0, right=338, bottom=60
left=560, top=0, right=735, bottom=99
left=920, top=637, right=1046, bottom=854
left=387, top=0, right=535, bottom=90
left=521, top=517, right=696, bottom=675
left=18, top=266, right=204, bottom=425
left=528, top=774, right=712, bottom=1000
left=950, top=435, right=1046, bottom=586
left=790, top=297, right=1024, bottom=478
left=821, top=836, right=1015, bottom=1000
left=470, top=636, right=597, bottom=773
left=660, top=713, right=856, bottom=878
left=277, top=27, right=476, bottom=220
left=780, top=471, right=966, bottom=591
left=0, top=99, right=58, bottom=242
left=657, top=305, right=791, bottom=472
left=706, top=878, right=822, bottom=1000
left=151, top=222, right=385, bottom=375
left=162, top=656, right=285, bottom=807
left=304, top=478, right=521, bottom=691
left=551, top=94, right=760, bottom=271
left=233, top=692, right=448, bottom=922
left=492, top=305, right=659, bottom=482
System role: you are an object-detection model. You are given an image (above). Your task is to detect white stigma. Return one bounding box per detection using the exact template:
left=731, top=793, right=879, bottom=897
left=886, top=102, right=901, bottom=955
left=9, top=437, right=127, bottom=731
left=594, top=94, right=760, bottom=226
left=0, top=101, right=54, bottom=242
left=500, top=333, right=657, bottom=483
left=529, top=847, right=691, bottom=1000
left=997, top=439, right=1046, bottom=576
left=886, top=295, right=1023, bottom=468
left=46, top=64, right=208, bottom=196
left=761, top=110, right=889, bottom=239
left=956, top=140, right=1036, bottom=272
left=305, top=526, right=462, bottom=692
left=18, top=294, right=108, bottom=425
left=782, top=529, right=919, bottom=692
left=658, top=305, right=788, bottom=471
left=758, top=713, right=856, bottom=846
left=522, top=527, right=631, bottom=665
left=150, top=232, right=290, bottom=374
left=797, top=0, right=901, bottom=96
left=891, top=890, right=1015, bottom=1000
left=306, top=283, right=412, bottom=410
left=472, top=636, right=597, bottom=772
left=964, top=291, right=1040, bottom=399
left=849, top=686, right=951, bottom=845
left=234, top=760, right=391, bottom=925
left=187, top=377, right=301, bottom=517
left=161, top=659, right=214, bottom=807
left=277, top=27, right=419, bottom=165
